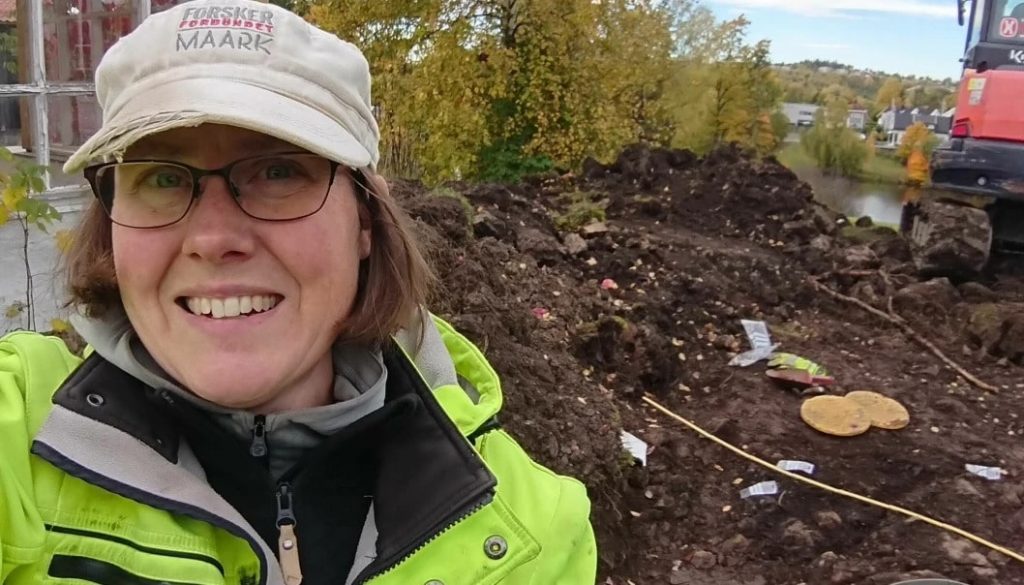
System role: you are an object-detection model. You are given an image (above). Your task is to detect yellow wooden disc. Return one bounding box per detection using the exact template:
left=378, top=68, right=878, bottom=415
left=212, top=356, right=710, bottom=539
left=845, top=391, right=910, bottom=430
left=800, top=395, right=871, bottom=437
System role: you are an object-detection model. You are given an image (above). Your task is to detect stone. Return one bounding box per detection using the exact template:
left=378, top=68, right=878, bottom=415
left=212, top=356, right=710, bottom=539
left=690, top=550, right=716, bottom=570
left=472, top=209, right=507, bottom=239
left=814, top=510, right=843, bottom=531
left=514, top=227, right=564, bottom=265
left=868, top=233, right=912, bottom=263
left=866, top=570, right=951, bottom=584
left=581, top=221, right=609, bottom=236
left=783, top=219, right=819, bottom=243
left=718, top=533, right=750, bottom=556
left=841, top=245, right=880, bottom=270
left=892, top=278, right=961, bottom=316
left=959, top=281, right=1000, bottom=302
left=563, top=233, right=588, bottom=255
left=811, top=204, right=839, bottom=235
left=941, top=534, right=992, bottom=566
left=998, top=483, right=1023, bottom=507
left=907, top=199, right=992, bottom=276
left=712, top=334, right=740, bottom=352
left=855, top=216, right=874, bottom=227
left=953, top=478, right=983, bottom=498
left=973, top=566, right=999, bottom=579
left=810, top=235, right=834, bottom=252
left=782, top=519, right=821, bottom=550
left=966, top=303, right=1024, bottom=363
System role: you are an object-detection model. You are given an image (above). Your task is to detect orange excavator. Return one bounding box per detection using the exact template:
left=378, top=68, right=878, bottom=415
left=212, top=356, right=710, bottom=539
left=903, top=0, right=1024, bottom=272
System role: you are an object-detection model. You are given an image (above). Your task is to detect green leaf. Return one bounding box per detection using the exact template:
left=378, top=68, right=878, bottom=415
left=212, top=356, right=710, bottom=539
left=0, top=146, right=14, bottom=163
left=29, top=175, right=45, bottom=194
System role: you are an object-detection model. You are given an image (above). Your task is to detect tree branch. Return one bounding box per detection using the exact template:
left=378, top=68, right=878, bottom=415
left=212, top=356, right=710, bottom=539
left=809, top=277, right=999, bottom=394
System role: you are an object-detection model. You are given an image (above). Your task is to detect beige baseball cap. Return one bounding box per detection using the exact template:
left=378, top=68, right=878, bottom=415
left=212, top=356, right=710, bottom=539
left=64, top=0, right=379, bottom=173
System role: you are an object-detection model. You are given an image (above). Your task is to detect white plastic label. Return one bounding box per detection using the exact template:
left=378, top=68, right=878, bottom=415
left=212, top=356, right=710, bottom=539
left=777, top=460, right=815, bottom=475
left=965, top=463, right=1005, bottom=481
left=740, top=480, right=779, bottom=499
left=620, top=431, right=648, bottom=467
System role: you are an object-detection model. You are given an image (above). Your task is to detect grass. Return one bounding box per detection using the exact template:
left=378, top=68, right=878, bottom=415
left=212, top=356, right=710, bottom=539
left=776, top=142, right=816, bottom=171
left=860, top=153, right=907, bottom=185
left=776, top=142, right=907, bottom=186
left=552, top=191, right=607, bottom=232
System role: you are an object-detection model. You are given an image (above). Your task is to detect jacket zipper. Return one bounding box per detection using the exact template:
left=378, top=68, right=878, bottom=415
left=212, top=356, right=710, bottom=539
left=276, top=483, right=303, bottom=585
left=250, top=414, right=268, bottom=459
left=352, top=490, right=494, bottom=584
left=45, top=524, right=225, bottom=575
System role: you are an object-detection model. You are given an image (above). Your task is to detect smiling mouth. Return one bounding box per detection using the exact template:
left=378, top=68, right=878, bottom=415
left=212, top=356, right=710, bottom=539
left=176, top=294, right=283, bottom=319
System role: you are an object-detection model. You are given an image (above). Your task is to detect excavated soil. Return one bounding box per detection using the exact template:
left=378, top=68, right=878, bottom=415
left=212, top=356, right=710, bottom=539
left=395, top=144, right=1024, bottom=585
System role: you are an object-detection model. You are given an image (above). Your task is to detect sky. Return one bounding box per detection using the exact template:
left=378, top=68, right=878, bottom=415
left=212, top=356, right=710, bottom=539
left=705, top=0, right=970, bottom=80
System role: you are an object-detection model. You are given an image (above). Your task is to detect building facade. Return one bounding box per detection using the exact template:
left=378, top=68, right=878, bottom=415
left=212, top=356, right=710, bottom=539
left=1, top=0, right=186, bottom=333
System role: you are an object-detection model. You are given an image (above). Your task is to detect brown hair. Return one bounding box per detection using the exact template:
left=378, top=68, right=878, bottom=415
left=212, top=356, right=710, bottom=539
left=65, top=170, right=436, bottom=347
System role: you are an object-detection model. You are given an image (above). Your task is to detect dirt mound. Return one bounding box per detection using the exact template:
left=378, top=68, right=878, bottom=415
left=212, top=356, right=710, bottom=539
left=397, top=144, right=1024, bottom=584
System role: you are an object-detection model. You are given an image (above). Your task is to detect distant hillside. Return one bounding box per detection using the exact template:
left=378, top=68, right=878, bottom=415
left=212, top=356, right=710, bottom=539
left=774, top=60, right=959, bottom=115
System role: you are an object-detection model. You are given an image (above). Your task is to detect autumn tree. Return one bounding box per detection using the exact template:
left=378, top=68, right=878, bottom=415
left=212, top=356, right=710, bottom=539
left=305, top=0, right=781, bottom=181
left=0, top=148, right=60, bottom=331
left=874, top=77, right=904, bottom=112
left=801, top=99, right=869, bottom=178
left=896, top=122, right=940, bottom=163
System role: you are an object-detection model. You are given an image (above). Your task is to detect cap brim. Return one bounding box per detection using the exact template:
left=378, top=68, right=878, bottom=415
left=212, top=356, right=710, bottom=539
left=64, top=78, right=373, bottom=173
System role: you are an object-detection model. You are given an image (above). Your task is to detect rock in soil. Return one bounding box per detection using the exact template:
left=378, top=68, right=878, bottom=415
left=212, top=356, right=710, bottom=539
left=893, top=278, right=961, bottom=317
left=908, top=199, right=992, bottom=276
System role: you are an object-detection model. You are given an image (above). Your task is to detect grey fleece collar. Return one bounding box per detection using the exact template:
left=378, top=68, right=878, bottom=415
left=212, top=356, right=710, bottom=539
left=69, top=306, right=458, bottom=479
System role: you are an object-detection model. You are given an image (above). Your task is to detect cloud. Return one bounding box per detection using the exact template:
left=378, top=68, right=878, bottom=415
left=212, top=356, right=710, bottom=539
left=710, top=0, right=950, bottom=18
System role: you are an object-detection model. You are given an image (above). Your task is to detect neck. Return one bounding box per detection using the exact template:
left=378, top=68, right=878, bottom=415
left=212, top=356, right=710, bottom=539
left=252, top=352, right=335, bottom=414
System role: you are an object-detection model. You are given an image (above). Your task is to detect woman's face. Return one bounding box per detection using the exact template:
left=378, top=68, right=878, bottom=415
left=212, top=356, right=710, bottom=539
left=112, top=124, right=371, bottom=412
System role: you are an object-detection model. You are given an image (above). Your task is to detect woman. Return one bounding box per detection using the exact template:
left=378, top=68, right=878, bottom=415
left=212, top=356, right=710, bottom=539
left=0, top=0, right=597, bottom=583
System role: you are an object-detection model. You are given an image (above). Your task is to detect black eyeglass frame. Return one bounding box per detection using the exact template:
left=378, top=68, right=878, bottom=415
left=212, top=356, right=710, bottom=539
left=83, top=151, right=365, bottom=229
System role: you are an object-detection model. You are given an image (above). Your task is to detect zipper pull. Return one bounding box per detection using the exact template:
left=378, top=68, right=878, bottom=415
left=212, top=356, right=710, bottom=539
left=250, top=415, right=268, bottom=458
left=276, top=483, right=303, bottom=585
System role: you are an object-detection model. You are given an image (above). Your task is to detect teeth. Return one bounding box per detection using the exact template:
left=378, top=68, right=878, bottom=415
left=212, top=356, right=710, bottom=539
left=183, top=294, right=281, bottom=319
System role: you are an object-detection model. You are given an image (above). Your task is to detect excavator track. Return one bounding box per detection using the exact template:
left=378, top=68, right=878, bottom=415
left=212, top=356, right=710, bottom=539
left=900, top=197, right=994, bottom=276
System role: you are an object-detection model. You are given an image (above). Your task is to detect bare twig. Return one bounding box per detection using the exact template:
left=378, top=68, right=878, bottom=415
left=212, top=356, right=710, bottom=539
left=809, top=277, right=999, bottom=394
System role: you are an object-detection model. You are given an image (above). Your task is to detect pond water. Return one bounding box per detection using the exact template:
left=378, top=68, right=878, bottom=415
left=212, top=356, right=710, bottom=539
left=789, top=167, right=907, bottom=226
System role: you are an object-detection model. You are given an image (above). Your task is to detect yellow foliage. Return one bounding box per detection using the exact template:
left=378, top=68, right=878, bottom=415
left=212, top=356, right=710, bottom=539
left=4, top=303, right=24, bottom=320
left=55, top=229, right=75, bottom=254
left=49, top=318, right=71, bottom=333
left=897, top=122, right=937, bottom=163
left=906, top=149, right=930, bottom=185
left=305, top=0, right=776, bottom=179
left=1, top=183, right=24, bottom=213
left=874, top=77, right=904, bottom=111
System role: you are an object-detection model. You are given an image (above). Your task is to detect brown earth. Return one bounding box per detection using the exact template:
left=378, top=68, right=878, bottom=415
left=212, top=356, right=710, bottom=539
left=395, top=143, right=1024, bottom=585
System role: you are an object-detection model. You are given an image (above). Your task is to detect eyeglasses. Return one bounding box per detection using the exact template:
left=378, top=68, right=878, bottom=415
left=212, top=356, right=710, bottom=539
left=84, top=152, right=344, bottom=229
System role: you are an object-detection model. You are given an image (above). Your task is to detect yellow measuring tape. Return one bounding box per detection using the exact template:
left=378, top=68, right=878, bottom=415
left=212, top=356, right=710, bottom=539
left=641, top=395, right=1024, bottom=564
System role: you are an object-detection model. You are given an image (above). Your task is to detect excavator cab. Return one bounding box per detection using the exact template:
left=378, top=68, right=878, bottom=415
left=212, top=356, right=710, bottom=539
left=903, top=0, right=1024, bottom=273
